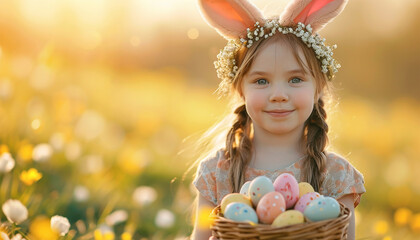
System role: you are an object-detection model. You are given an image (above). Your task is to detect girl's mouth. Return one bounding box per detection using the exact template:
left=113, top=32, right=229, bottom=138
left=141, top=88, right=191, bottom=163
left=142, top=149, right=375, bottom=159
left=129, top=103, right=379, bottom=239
left=265, top=110, right=294, bottom=117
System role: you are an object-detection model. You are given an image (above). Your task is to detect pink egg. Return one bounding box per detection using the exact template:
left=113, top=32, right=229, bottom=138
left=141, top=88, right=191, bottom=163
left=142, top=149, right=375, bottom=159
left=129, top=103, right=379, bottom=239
left=294, top=192, right=321, bottom=213
left=256, top=192, right=286, bottom=224
left=273, top=173, right=299, bottom=209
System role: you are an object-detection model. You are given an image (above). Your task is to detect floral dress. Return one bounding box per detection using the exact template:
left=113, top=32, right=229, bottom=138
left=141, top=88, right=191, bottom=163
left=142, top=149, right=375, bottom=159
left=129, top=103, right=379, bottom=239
left=193, top=149, right=366, bottom=207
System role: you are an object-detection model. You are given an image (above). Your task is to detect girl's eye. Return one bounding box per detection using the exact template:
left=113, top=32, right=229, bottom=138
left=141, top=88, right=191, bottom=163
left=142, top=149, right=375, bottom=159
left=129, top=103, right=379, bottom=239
left=290, top=77, right=303, bottom=84
left=256, top=79, right=268, bottom=85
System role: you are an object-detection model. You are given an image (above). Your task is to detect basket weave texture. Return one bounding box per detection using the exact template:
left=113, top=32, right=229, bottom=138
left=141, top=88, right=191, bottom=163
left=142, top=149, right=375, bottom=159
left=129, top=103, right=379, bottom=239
left=210, top=202, right=350, bottom=240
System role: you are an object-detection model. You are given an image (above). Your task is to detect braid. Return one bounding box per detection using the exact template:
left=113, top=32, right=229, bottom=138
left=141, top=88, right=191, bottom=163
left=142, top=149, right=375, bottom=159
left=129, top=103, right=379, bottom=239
left=225, top=104, right=252, bottom=193
left=302, top=98, right=329, bottom=192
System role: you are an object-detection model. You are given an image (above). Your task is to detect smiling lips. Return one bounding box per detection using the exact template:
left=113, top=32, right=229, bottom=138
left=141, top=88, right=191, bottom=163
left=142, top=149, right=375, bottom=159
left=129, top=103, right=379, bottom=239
left=265, top=109, right=294, bottom=117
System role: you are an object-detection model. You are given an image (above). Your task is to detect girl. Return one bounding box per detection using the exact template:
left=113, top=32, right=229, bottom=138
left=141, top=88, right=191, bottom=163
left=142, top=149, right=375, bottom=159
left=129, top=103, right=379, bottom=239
left=190, top=0, right=365, bottom=239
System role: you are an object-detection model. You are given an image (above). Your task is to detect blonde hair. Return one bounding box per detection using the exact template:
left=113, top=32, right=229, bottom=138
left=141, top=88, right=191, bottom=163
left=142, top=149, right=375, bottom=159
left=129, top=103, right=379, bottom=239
left=185, top=29, right=333, bottom=194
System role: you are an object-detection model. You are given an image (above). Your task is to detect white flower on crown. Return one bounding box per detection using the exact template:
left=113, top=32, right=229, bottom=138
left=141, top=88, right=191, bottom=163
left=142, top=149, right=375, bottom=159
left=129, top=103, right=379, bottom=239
left=214, top=20, right=341, bottom=95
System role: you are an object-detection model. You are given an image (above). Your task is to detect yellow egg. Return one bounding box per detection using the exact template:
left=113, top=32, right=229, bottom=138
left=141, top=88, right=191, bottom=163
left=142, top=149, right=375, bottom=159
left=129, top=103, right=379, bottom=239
left=298, top=182, right=314, bottom=198
left=220, top=193, right=252, bottom=214
left=272, top=210, right=304, bottom=227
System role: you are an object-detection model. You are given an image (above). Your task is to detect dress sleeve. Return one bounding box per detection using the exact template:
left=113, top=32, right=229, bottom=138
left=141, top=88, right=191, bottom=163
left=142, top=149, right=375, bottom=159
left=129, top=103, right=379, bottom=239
left=320, top=153, right=366, bottom=208
left=192, top=152, right=219, bottom=206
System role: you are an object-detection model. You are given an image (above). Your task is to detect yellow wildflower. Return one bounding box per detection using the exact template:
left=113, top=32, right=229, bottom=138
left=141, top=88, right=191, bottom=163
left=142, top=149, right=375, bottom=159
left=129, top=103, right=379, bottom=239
left=0, top=230, right=10, bottom=240
left=411, top=213, right=420, bottom=233
left=0, top=144, right=9, bottom=155
left=121, top=232, right=132, bottom=240
left=20, top=168, right=42, bottom=185
left=373, top=220, right=389, bottom=235
left=29, top=216, right=59, bottom=240
left=195, top=206, right=214, bottom=229
left=94, top=229, right=115, bottom=240
left=394, top=208, right=412, bottom=226
left=18, top=143, right=33, bottom=162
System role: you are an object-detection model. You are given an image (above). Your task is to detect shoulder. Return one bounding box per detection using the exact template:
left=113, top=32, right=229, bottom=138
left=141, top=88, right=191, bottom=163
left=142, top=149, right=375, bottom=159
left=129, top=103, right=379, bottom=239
left=321, top=151, right=366, bottom=206
left=324, top=151, right=356, bottom=173
left=197, top=148, right=228, bottom=172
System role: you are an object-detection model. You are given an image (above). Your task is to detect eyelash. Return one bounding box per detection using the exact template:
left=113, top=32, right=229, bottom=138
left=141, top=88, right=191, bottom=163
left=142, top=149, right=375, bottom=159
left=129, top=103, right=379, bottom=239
left=256, top=79, right=268, bottom=85
left=290, top=77, right=303, bottom=83
left=254, top=77, right=304, bottom=85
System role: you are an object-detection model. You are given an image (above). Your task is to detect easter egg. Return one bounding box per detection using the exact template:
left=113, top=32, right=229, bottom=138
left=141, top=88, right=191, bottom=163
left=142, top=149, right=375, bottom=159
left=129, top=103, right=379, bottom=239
left=220, top=193, right=252, bottom=214
left=298, top=182, right=315, bottom=198
left=273, top=173, right=299, bottom=209
left=248, top=176, right=275, bottom=207
left=294, top=192, right=321, bottom=213
left=256, top=192, right=286, bottom=224
left=224, top=202, right=258, bottom=223
left=272, top=210, right=304, bottom=227
left=304, top=196, right=340, bottom=222
left=240, top=181, right=252, bottom=196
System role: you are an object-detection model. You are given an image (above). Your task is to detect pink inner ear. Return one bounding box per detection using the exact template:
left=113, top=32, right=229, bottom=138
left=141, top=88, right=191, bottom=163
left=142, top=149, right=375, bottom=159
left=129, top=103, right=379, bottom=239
left=294, top=0, right=335, bottom=24
left=208, top=2, right=243, bottom=22
left=205, top=1, right=255, bottom=28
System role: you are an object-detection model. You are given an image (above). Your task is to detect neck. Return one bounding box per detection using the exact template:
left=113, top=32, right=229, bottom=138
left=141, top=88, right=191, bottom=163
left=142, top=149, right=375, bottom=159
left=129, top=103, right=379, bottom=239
left=252, top=124, right=305, bottom=156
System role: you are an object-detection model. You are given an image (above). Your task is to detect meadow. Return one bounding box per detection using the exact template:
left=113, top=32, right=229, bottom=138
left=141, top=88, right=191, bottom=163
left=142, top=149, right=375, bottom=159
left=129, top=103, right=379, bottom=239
left=1, top=0, right=420, bottom=239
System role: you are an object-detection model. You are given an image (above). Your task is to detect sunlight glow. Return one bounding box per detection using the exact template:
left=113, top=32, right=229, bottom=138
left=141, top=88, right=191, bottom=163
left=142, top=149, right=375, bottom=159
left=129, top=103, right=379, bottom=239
left=31, top=119, right=41, bottom=130
left=65, top=0, right=107, bottom=30
left=373, top=220, right=389, bottom=235
left=187, top=28, right=200, bottom=40
left=19, top=0, right=59, bottom=29
left=130, top=36, right=141, bottom=47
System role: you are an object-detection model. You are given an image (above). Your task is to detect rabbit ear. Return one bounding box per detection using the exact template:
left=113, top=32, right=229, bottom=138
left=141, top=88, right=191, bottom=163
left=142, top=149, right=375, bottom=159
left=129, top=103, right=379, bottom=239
left=198, top=0, right=264, bottom=39
left=280, top=0, right=348, bottom=32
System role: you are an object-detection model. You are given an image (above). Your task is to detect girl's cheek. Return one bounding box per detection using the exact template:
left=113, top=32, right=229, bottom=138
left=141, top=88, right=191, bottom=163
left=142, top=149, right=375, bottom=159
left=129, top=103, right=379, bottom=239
left=293, top=89, right=315, bottom=107
left=247, top=91, right=266, bottom=107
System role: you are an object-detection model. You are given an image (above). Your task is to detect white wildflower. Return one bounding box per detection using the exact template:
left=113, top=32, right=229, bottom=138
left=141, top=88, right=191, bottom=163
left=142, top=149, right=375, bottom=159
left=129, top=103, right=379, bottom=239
left=0, top=153, right=15, bottom=173
left=32, top=143, right=53, bottom=162
left=11, top=234, right=25, bottom=240
left=105, top=210, right=128, bottom=226
left=74, top=185, right=90, bottom=202
left=133, top=186, right=157, bottom=206
left=155, top=209, right=175, bottom=228
left=2, top=199, right=28, bottom=224
left=51, top=215, right=71, bottom=236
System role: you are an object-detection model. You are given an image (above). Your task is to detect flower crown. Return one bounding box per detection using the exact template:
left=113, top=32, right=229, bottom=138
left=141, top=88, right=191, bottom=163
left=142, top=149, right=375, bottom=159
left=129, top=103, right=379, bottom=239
left=215, top=20, right=340, bottom=95
left=198, top=0, right=349, bottom=96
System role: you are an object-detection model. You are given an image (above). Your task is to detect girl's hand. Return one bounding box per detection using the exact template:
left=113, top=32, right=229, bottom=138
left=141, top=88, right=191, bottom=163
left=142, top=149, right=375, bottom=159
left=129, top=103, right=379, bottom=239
left=209, top=237, right=218, bottom=240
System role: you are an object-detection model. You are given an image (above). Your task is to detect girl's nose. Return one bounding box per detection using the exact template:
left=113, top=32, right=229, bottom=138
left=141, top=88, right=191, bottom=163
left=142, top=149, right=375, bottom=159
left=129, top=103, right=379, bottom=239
left=269, top=84, right=289, bottom=102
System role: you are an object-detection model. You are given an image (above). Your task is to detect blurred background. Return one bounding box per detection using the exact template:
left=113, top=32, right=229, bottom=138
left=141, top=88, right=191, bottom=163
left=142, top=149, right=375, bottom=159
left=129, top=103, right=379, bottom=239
left=0, top=0, right=419, bottom=239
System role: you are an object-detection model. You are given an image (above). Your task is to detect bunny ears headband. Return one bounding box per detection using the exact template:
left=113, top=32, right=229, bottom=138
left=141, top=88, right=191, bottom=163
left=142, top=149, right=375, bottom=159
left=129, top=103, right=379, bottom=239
left=198, top=0, right=348, bottom=95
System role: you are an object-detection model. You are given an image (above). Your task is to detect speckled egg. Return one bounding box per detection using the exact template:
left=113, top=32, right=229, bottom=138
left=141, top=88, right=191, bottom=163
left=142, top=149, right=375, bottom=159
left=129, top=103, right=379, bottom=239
left=273, top=173, right=299, bottom=209
left=220, top=193, right=252, bottom=214
left=294, top=192, right=321, bottom=213
left=304, top=196, right=340, bottom=222
left=271, top=210, right=305, bottom=228
left=298, top=182, right=315, bottom=198
left=248, top=176, right=275, bottom=207
left=256, top=192, right=286, bottom=224
left=240, top=181, right=252, bottom=196
left=224, top=202, right=258, bottom=223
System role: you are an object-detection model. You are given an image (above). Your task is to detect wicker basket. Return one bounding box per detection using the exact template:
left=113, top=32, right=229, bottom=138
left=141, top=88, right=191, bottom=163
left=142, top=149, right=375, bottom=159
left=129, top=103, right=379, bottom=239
left=210, top=202, right=350, bottom=240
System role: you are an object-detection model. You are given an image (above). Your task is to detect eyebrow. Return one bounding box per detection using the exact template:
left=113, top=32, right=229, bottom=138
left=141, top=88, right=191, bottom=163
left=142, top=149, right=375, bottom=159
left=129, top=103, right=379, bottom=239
left=247, top=69, right=307, bottom=77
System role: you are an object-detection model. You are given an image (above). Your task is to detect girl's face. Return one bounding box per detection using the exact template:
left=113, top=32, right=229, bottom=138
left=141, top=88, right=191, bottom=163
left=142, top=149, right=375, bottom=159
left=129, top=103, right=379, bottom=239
left=241, top=37, right=318, bottom=136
